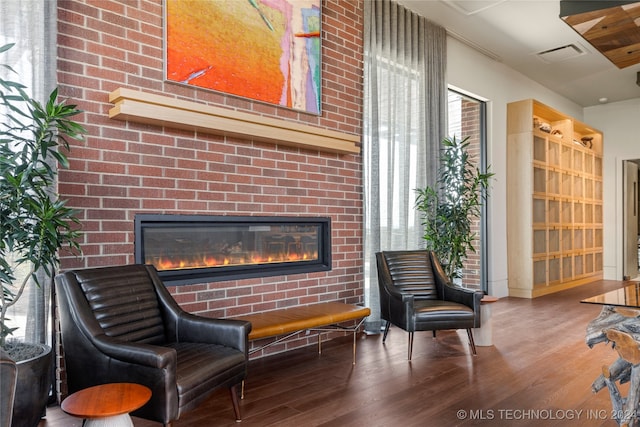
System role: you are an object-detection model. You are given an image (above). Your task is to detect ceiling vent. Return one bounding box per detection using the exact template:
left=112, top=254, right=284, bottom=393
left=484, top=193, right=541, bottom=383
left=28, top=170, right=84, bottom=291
left=536, top=44, right=586, bottom=63
left=441, top=0, right=507, bottom=16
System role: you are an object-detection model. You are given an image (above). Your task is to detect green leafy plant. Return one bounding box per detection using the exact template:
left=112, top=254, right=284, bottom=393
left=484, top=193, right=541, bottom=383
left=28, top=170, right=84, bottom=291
left=415, top=135, right=493, bottom=280
left=0, top=43, right=85, bottom=348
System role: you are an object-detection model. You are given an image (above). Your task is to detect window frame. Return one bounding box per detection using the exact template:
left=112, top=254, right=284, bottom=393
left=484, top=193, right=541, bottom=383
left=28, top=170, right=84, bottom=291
left=447, top=88, right=489, bottom=293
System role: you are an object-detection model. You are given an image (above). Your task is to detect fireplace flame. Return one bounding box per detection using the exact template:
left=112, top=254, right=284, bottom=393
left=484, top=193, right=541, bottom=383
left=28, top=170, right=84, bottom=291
left=150, top=249, right=319, bottom=272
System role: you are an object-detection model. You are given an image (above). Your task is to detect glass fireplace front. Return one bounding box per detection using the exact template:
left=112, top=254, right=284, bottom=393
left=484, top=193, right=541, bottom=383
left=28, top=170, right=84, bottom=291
left=135, top=214, right=331, bottom=285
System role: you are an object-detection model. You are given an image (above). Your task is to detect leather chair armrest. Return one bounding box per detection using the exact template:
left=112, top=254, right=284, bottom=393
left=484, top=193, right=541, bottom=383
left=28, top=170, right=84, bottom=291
left=175, top=313, right=251, bottom=355
left=430, top=250, right=483, bottom=311
left=145, top=265, right=251, bottom=353
left=443, top=283, right=481, bottom=307
left=379, top=281, right=415, bottom=331
left=376, top=252, right=416, bottom=328
left=385, top=284, right=415, bottom=310
left=56, top=272, right=177, bottom=369
left=382, top=279, right=414, bottom=302
left=442, top=284, right=483, bottom=327
left=376, top=252, right=414, bottom=302
left=91, top=333, right=177, bottom=369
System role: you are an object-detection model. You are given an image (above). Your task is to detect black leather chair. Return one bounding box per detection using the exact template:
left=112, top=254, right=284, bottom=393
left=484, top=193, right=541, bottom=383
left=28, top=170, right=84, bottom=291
left=376, top=250, right=483, bottom=360
left=55, top=264, right=251, bottom=426
left=0, top=348, right=17, bottom=427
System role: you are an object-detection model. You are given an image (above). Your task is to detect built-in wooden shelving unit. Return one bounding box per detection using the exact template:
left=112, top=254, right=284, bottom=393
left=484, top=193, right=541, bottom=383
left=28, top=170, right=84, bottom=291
left=108, top=88, right=360, bottom=155
left=507, top=99, right=603, bottom=298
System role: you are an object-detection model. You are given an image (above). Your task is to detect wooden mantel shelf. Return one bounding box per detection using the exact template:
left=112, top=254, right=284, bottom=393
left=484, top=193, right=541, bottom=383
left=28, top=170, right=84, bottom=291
left=108, top=88, right=360, bottom=154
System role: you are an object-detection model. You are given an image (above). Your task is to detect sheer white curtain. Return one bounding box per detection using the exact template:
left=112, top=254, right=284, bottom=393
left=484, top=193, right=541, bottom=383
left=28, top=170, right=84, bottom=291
left=0, top=0, right=56, bottom=102
left=363, top=0, right=447, bottom=332
left=1, top=0, right=57, bottom=344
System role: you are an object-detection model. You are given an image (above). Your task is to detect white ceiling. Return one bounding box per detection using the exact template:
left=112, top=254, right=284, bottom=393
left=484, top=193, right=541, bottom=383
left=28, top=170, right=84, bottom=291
left=398, top=0, right=640, bottom=107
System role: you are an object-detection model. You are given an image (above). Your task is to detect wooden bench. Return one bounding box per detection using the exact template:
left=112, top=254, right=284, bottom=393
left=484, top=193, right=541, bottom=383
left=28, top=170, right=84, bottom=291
left=232, top=302, right=371, bottom=365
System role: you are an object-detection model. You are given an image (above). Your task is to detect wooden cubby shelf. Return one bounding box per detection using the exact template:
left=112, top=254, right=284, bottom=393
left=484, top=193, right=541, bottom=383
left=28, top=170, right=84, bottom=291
left=507, top=99, right=603, bottom=298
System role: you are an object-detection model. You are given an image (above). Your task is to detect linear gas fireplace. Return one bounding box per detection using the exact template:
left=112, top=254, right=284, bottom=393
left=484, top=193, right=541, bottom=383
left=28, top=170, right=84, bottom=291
left=135, top=214, right=331, bottom=286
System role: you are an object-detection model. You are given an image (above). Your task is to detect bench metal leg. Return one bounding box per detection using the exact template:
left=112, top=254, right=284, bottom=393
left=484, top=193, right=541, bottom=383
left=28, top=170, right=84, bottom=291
left=249, top=318, right=367, bottom=361
left=242, top=317, right=368, bottom=395
left=310, top=317, right=366, bottom=365
left=353, top=326, right=357, bottom=365
left=240, top=308, right=369, bottom=396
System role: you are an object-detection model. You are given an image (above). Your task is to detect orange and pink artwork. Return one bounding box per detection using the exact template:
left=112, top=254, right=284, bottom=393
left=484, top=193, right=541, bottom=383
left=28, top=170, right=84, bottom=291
left=166, top=0, right=321, bottom=114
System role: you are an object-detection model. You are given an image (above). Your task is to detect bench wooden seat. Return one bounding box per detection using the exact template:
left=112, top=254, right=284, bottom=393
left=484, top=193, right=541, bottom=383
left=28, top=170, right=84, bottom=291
left=232, top=302, right=371, bottom=364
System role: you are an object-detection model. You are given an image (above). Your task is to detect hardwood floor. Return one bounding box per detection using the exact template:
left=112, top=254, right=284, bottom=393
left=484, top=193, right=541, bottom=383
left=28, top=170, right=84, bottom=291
left=39, top=279, right=629, bottom=426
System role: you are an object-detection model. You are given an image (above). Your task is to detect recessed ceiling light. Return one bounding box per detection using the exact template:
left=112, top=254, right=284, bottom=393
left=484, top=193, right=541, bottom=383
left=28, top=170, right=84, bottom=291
left=598, top=97, right=608, bottom=103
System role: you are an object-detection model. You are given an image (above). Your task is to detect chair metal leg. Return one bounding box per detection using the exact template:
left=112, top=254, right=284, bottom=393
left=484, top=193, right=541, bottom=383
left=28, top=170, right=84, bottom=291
left=382, top=321, right=391, bottom=342
left=230, top=383, right=242, bottom=422
left=432, top=330, right=437, bottom=338
left=466, top=328, right=477, bottom=355
left=408, top=332, right=414, bottom=361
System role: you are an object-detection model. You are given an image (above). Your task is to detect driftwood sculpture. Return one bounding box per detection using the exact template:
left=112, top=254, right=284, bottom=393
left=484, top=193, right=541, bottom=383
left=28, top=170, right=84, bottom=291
left=587, top=305, right=640, bottom=427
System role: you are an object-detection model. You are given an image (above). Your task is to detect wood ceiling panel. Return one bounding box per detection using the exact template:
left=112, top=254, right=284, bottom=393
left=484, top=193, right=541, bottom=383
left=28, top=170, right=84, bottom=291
left=562, top=2, right=640, bottom=68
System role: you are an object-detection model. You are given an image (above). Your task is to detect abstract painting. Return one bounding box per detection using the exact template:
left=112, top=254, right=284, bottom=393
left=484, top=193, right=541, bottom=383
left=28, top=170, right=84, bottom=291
left=165, top=0, right=321, bottom=114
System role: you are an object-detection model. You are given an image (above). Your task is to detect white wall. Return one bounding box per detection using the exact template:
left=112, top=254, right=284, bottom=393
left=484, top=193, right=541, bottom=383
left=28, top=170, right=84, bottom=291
left=445, top=37, right=586, bottom=297
left=584, top=99, right=640, bottom=281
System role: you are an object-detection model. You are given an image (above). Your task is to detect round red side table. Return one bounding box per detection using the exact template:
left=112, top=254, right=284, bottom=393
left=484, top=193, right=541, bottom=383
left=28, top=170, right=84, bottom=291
left=61, top=383, right=151, bottom=427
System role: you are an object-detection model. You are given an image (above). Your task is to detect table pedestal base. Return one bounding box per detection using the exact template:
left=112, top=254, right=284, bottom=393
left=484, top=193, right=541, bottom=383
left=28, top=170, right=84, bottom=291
left=473, top=296, right=498, bottom=346
left=473, top=304, right=493, bottom=346
left=84, top=413, right=133, bottom=427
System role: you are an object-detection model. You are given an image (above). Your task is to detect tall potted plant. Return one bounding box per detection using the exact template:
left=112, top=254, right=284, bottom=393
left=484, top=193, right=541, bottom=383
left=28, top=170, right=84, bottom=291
left=0, top=43, right=85, bottom=427
left=415, top=135, right=493, bottom=281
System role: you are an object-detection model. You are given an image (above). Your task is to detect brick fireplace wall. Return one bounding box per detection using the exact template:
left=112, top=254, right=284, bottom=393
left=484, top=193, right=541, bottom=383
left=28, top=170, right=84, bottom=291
left=55, top=0, right=364, bottom=396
